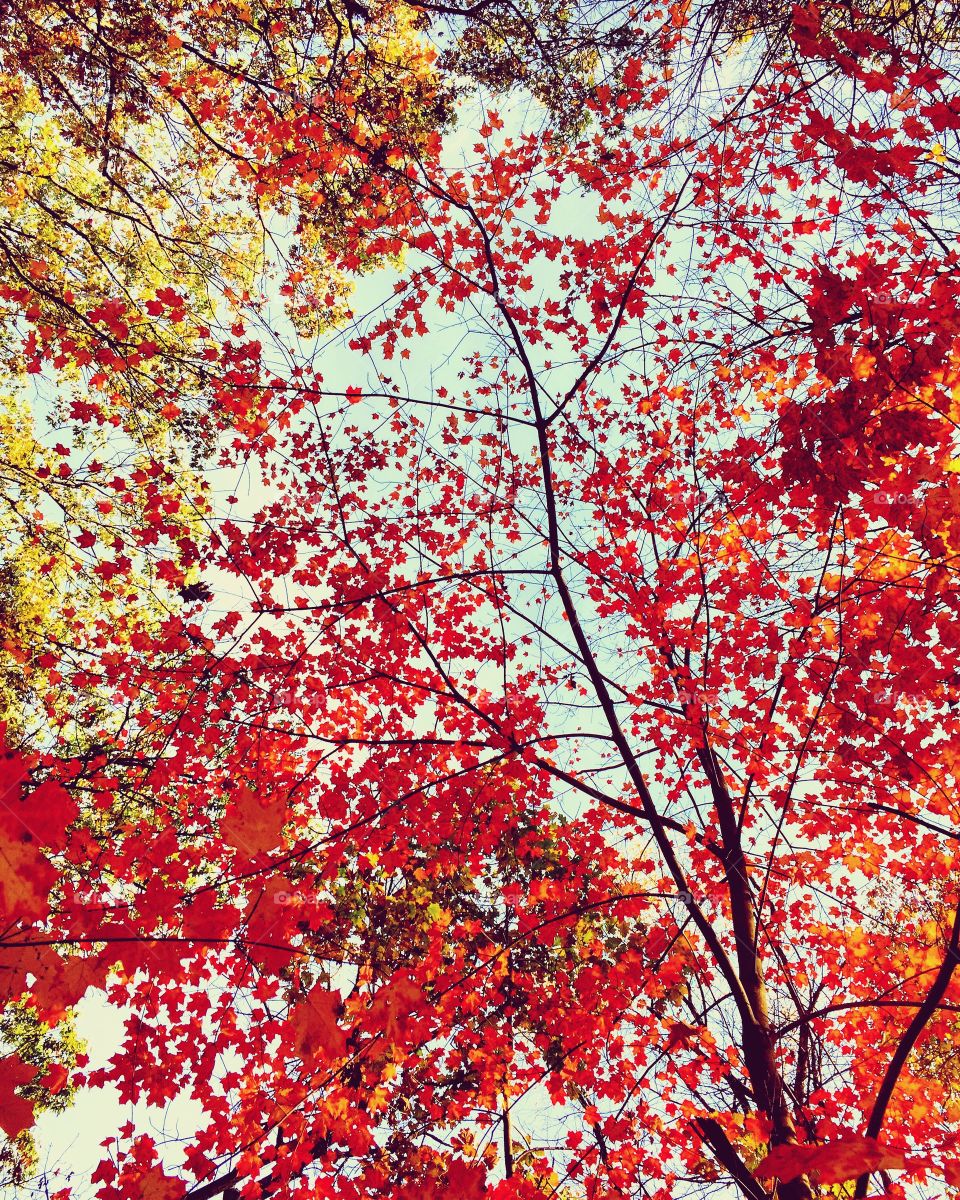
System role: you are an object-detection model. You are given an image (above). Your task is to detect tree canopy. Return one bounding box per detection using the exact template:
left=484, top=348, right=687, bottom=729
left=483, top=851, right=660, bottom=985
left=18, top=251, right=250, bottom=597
left=2, top=2, right=960, bottom=1199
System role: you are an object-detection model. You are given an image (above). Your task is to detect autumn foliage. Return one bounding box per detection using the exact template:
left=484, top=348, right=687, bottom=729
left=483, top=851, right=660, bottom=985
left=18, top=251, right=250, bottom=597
left=2, top=0, right=960, bottom=1197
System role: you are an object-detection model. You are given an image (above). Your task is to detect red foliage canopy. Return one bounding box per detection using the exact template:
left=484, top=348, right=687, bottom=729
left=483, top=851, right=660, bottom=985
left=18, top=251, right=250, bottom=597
left=4, top=4, right=960, bottom=1199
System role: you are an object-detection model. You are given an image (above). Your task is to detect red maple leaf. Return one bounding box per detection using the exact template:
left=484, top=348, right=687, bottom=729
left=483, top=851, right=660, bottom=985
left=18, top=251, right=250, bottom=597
left=0, top=1053, right=37, bottom=1138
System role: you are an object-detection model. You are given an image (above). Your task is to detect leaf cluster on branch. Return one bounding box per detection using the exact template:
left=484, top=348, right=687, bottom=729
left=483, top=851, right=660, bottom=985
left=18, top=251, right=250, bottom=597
left=1, top=1, right=960, bottom=1199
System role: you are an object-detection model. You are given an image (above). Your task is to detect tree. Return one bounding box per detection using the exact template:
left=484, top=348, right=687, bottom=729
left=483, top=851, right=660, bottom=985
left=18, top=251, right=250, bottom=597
left=3, top=3, right=960, bottom=1200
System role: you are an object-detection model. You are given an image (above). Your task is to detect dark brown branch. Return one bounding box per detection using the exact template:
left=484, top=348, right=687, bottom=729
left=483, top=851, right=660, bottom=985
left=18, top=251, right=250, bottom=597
left=694, top=1117, right=770, bottom=1200
left=854, top=893, right=960, bottom=1198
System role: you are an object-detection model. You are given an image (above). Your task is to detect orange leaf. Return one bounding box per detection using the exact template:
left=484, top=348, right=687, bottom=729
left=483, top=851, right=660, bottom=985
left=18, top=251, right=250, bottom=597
left=222, top=783, right=285, bottom=857
left=290, top=985, right=347, bottom=1063
left=0, top=834, right=56, bottom=925
left=39, top=1063, right=69, bottom=1095
left=366, top=973, right=427, bottom=1049
left=755, top=1137, right=907, bottom=1185
left=666, top=1021, right=701, bottom=1052
left=0, top=765, right=78, bottom=922
left=139, top=1164, right=186, bottom=1199
left=0, top=1053, right=37, bottom=1137
left=17, top=944, right=107, bottom=1022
